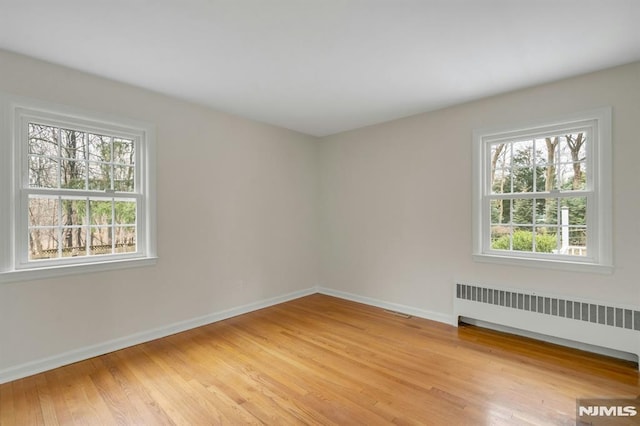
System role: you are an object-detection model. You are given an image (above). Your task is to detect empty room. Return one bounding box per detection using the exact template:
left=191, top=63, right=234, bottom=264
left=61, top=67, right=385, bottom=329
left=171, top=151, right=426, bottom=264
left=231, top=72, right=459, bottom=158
left=1, top=0, right=639, bottom=424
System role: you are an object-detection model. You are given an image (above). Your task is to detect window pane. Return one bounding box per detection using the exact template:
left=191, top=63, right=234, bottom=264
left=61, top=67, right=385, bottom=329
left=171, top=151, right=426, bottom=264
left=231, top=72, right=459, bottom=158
left=90, top=227, right=113, bottom=255
left=509, top=139, right=551, bottom=194
left=512, top=228, right=533, bottom=252
left=490, top=199, right=511, bottom=224
left=534, top=166, right=552, bottom=193
left=29, top=228, right=59, bottom=260
left=568, top=228, right=587, bottom=253
left=491, top=169, right=512, bottom=194
left=61, top=199, right=87, bottom=226
left=560, top=197, right=587, bottom=226
left=560, top=133, right=587, bottom=161
left=113, top=138, right=134, bottom=165
left=60, top=129, right=86, bottom=160
left=558, top=133, right=587, bottom=190
left=115, top=226, right=136, bottom=253
left=113, top=165, right=134, bottom=192
left=29, top=156, right=59, bottom=188
left=29, top=124, right=58, bottom=156
left=558, top=161, right=586, bottom=190
left=61, top=159, right=87, bottom=189
left=61, top=227, right=87, bottom=257
left=533, top=137, right=558, bottom=192
left=490, top=143, right=511, bottom=194
left=558, top=227, right=587, bottom=256
left=114, top=201, right=136, bottom=225
left=88, top=161, right=111, bottom=190
left=533, top=227, right=557, bottom=253
left=29, top=196, right=60, bottom=226
left=90, top=200, right=113, bottom=225
left=512, top=140, right=533, bottom=161
left=534, top=137, right=557, bottom=166
left=512, top=199, right=533, bottom=225
left=88, top=134, right=112, bottom=162
left=557, top=197, right=587, bottom=256
left=535, top=198, right=558, bottom=225
left=491, top=225, right=511, bottom=250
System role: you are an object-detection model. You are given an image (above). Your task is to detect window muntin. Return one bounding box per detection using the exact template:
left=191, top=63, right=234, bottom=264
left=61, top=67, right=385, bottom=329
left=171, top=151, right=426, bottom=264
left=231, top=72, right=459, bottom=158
left=473, top=108, right=612, bottom=272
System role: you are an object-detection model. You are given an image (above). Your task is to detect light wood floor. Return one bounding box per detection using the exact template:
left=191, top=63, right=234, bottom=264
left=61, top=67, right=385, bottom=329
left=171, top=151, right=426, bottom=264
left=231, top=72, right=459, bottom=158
left=1, top=294, right=638, bottom=425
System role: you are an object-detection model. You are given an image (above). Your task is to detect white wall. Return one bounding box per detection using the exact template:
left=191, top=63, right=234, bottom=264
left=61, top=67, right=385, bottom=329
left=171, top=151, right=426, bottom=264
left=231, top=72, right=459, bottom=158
left=319, top=62, right=640, bottom=320
left=0, top=50, right=321, bottom=375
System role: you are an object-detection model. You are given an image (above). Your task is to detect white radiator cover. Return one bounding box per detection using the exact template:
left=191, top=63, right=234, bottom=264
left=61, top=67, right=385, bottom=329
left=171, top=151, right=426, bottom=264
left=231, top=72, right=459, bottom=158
left=453, top=283, right=640, bottom=365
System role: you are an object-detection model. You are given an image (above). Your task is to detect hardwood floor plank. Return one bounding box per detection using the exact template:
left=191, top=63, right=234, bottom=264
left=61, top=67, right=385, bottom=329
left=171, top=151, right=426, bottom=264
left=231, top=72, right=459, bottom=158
left=33, top=374, right=60, bottom=425
left=125, top=345, right=213, bottom=425
left=53, top=359, right=117, bottom=425
left=87, top=357, right=151, bottom=425
left=0, top=294, right=638, bottom=425
left=11, top=378, right=45, bottom=425
left=102, top=349, right=178, bottom=425
left=0, top=378, right=16, bottom=425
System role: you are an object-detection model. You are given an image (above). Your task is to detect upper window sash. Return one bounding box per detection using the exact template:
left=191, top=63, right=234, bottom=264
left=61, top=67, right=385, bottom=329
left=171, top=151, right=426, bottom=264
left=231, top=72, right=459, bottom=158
left=482, top=125, right=594, bottom=196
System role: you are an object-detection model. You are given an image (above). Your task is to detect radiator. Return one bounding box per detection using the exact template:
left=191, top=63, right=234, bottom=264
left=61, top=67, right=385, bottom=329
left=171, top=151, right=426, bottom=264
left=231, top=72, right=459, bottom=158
left=453, top=283, right=640, bottom=364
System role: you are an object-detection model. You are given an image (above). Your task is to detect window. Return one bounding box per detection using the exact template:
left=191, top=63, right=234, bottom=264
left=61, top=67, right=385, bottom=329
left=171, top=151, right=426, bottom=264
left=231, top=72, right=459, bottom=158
left=472, top=108, right=612, bottom=273
left=0, top=95, right=157, bottom=282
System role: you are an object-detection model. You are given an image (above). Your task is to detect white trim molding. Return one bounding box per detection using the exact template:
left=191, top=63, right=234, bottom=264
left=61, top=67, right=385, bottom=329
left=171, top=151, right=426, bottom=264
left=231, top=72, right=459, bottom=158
left=472, top=107, right=613, bottom=273
left=0, top=92, right=158, bottom=283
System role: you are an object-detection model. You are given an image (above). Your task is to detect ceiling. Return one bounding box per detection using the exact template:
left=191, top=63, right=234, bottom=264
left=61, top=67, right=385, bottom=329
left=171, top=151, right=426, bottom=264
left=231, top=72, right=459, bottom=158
left=1, top=1, right=639, bottom=137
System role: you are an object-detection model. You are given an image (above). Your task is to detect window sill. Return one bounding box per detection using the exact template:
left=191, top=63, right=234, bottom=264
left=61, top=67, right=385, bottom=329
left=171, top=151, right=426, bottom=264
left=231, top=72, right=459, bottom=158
left=0, top=256, right=158, bottom=284
left=473, top=253, right=613, bottom=274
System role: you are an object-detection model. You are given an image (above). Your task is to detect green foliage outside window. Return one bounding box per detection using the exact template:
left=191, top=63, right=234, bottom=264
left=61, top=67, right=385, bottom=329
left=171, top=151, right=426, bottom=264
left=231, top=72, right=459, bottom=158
left=492, top=230, right=557, bottom=253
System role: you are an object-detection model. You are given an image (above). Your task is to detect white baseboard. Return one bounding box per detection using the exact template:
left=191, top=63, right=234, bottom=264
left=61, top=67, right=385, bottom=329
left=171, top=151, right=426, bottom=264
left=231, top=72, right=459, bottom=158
left=0, top=287, right=317, bottom=384
left=317, top=286, right=454, bottom=325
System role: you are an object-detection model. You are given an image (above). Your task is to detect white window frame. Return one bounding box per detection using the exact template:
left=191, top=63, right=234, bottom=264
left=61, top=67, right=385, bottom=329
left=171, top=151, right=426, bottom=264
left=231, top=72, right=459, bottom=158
left=0, top=94, right=157, bottom=283
left=472, top=107, right=612, bottom=274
